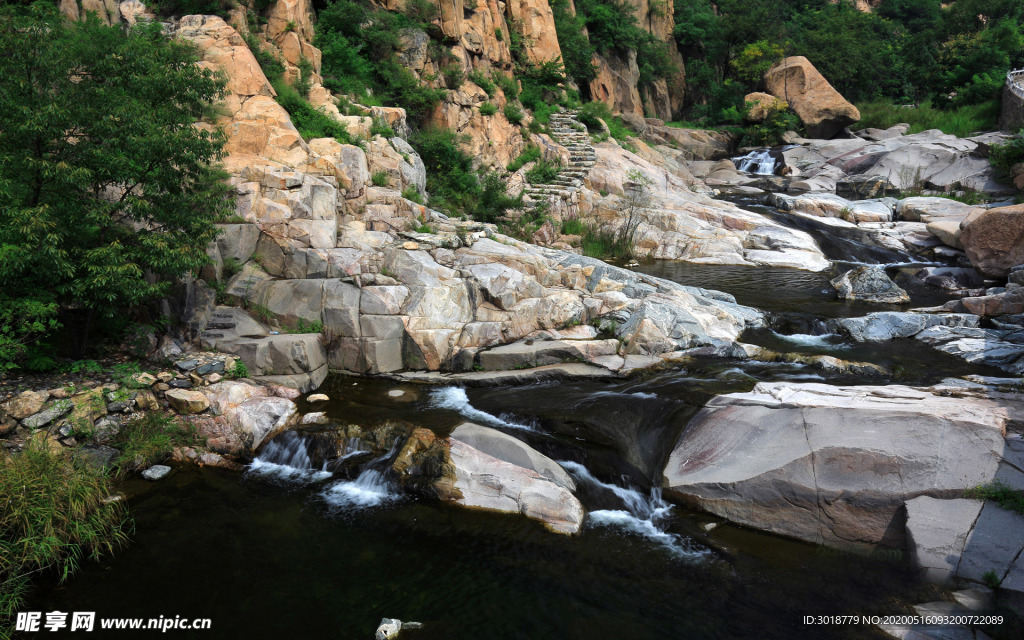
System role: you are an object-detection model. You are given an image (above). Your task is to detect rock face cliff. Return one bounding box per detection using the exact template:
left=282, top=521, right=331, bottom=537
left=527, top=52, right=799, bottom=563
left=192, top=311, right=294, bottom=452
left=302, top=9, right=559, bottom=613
left=587, top=0, right=685, bottom=121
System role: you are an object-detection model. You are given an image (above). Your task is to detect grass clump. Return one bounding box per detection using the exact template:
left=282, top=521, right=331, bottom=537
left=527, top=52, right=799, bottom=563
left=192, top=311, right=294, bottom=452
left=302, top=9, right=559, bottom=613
left=855, top=98, right=1000, bottom=139
left=468, top=70, right=496, bottom=96
left=479, top=102, right=498, bottom=116
left=990, top=130, right=1024, bottom=175
left=282, top=318, right=324, bottom=334
left=401, top=185, right=424, bottom=204
left=965, top=481, right=1024, bottom=515
left=0, top=440, right=131, bottom=622
left=578, top=100, right=636, bottom=148
left=111, top=413, right=202, bottom=474
left=371, top=170, right=390, bottom=187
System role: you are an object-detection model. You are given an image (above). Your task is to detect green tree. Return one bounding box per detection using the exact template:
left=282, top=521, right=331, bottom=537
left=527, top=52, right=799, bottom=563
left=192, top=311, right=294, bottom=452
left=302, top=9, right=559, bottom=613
left=0, top=4, right=231, bottom=360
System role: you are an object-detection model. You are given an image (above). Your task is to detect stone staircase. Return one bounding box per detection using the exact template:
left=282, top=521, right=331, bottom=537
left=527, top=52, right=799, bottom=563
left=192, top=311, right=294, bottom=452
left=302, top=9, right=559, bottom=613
left=521, top=110, right=596, bottom=204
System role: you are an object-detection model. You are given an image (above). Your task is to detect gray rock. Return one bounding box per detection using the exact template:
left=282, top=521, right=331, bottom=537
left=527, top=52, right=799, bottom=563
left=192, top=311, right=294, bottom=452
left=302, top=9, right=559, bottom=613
left=957, top=502, right=1024, bottom=584
left=375, top=618, right=402, bottom=640
left=168, top=379, right=193, bottom=389
left=22, top=400, right=73, bottom=429
left=175, top=359, right=199, bottom=371
left=195, top=361, right=225, bottom=376
left=141, top=465, right=172, bottom=481
left=73, top=445, right=119, bottom=471
left=905, top=497, right=984, bottom=584
left=478, top=339, right=618, bottom=371
left=830, top=266, right=910, bottom=304
left=832, top=312, right=978, bottom=342
left=94, top=417, right=121, bottom=445
left=662, top=382, right=1017, bottom=549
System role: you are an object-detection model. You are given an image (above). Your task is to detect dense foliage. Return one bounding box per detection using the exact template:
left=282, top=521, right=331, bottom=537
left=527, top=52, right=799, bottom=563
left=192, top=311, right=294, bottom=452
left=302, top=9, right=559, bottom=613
left=0, top=4, right=230, bottom=364
left=673, top=0, right=1024, bottom=125
left=410, top=129, right=523, bottom=224
left=315, top=0, right=446, bottom=126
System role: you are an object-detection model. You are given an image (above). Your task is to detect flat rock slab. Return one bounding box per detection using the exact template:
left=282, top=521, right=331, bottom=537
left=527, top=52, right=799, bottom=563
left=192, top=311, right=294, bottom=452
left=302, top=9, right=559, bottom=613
left=662, top=382, right=1016, bottom=549
left=905, top=497, right=984, bottom=584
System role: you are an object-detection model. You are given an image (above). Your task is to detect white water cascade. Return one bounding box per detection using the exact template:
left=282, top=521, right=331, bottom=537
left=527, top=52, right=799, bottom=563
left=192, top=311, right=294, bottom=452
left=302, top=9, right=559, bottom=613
left=559, top=461, right=708, bottom=559
left=320, top=443, right=401, bottom=509
left=247, top=431, right=335, bottom=483
left=734, top=149, right=777, bottom=175
left=429, top=387, right=538, bottom=431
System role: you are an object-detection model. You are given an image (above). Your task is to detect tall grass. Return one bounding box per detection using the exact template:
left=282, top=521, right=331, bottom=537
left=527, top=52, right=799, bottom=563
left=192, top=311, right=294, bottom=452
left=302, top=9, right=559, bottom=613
left=855, top=98, right=1000, bottom=138
left=111, top=412, right=202, bottom=474
left=1, top=441, right=131, bottom=631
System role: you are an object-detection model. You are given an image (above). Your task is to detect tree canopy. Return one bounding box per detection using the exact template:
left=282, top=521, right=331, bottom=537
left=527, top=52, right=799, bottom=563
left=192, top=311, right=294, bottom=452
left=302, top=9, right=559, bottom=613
left=0, top=4, right=231, bottom=364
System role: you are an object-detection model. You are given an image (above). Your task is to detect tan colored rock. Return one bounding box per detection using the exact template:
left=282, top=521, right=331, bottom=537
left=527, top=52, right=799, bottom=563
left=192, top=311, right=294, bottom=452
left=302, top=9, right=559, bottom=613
left=176, top=16, right=309, bottom=170
left=590, top=51, right=644, bottom=119
left=960, top=204, right=1024, bottom=278
left=447, top=423, right=584, bottom=534
left=60, top=0, right=120, bottom=25
left=926, top=218, right=964, bottom=250
left=506, top=0, right=562, bottom=65
left=166, top=389, right=211, bottom=415
left=764, top=56, right=859, bottom=138
left=744, top=92, right=787, bottom=122
left=2, top=390, right=49, bottom=420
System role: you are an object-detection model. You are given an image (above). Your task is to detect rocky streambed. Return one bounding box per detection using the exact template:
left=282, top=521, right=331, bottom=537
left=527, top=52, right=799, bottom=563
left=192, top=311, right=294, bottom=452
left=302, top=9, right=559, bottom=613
left=31, top=252, right=1024, bottom=639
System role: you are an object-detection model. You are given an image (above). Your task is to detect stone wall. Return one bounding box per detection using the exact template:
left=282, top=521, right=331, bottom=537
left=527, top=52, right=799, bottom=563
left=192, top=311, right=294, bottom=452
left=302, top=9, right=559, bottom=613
left=999, top=81, right=1024, bottom=132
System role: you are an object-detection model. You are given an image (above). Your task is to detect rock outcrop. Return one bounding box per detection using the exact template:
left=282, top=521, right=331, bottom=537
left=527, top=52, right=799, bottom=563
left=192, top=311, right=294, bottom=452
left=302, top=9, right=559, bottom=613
left=446, top=423, right=585, bottom=534
left=662, top=381, right=1024, bottom=550
left=764, top=56, right=859, bottom=138
left=959, top=204, right=1024, bottom=278
left=830, top=266, right=909, bottom=304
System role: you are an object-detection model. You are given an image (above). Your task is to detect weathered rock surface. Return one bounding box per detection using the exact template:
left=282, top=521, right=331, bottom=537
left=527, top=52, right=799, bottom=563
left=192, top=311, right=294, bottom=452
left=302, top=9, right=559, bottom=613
left=662, top=382, right=1023, bottom=549
left=832, top=312, right=979, bottom=342
left=959, top=204, right=1024, bottom=277
left=192, top=381, right=299, bottom=456
left=447, top=422, right=584, bottom=534
left=830, top=266, right=909, bottom=304
left=165, top=389, right=210, bottom=414
left=764, top=56, right=860, bottom=138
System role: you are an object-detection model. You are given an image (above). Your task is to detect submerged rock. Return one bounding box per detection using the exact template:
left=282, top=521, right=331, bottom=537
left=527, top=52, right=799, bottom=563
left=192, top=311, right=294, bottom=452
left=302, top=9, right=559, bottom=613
left=830, top=266, right=909, bottom=304
left=446, top=423, right=584, bottom=534
left=141, top=465, right=171, bottom=481
left=662, top=382, right=1024, bottom=550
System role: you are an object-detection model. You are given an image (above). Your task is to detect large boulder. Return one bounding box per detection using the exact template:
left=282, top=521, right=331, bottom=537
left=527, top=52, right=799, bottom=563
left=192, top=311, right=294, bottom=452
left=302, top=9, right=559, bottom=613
left=959, top=204, right=1024, bottom=278
left=196, top=381, right=298, bottom=456
left=446, top=423, right=584, bottom=534
left=662, top=382, right=1021, bottom=550
left=830, top=266, right=909, bottom=304
left=764, top=56, right=860, bottom=138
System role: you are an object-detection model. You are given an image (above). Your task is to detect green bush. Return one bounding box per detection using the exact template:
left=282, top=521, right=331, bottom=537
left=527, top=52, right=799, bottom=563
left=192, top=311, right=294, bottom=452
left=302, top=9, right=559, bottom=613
left=525, top=158, right=561, bottom=183
left=507, top=145, right=542, bottom=172
left=1, top=439, right=131, bottom=623
left=401, top=185, right=424, bottom=204
left=991, top=130, right=1024, bottom=175
left=503, top=102, right=525, bottom=124
left=370, top=117, right=395, bottom=138
left=410, top=127, right=523, bottom=223
left=494, top=74, right=519, bottom=100
left=740, top=101, right=801, bottom=146
left=965, top=481, right=1024, bottom=515
left=442, top=63, right=464, bottom=89
left=272, top=80, right=354, bottom=143
left=371, top=170, right=390, bottom=187
left=479, top=101, right=498, bottom=116
left=578, top=100, right=636, bottom=145
left=468, top=70, right=496, bottom=96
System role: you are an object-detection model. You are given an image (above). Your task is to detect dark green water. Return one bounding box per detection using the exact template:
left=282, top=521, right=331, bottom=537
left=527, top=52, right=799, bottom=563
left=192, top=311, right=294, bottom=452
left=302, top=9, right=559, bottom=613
left=30, top=259, right=996, bottom=640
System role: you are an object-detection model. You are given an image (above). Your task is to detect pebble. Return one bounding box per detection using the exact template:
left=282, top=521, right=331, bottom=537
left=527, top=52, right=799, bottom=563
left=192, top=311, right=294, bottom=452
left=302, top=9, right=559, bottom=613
left=387, top=389, right=405, bottom=398
left=307, top=393, right=329, bottom=402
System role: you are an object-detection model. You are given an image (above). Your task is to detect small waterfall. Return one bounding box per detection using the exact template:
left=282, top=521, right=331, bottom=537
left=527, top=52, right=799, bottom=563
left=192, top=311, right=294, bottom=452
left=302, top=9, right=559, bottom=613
left=429, top=387, right=536, bottom=431
left=320, top=441, right=402, bottom=509
left=734, top=149, right=777, bottom=175
left=247, top=431, right=334, bottom=483
left=560, top=461, right=707, bottom=558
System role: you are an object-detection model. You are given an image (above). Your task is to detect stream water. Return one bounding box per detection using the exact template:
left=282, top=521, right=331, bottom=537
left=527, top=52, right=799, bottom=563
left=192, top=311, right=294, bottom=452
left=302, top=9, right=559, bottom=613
left=33, top=197, right=1000, bottom=639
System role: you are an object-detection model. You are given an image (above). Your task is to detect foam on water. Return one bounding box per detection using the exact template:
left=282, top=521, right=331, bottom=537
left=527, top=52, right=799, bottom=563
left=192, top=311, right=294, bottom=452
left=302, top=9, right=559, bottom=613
left=247, top=431, right=333, bottom=484
left=429, top=387, right=536, bottom=430
left=321, top=469, right=396, bottom=508
left=560, top=461, right=707, bottom=558
left=769, top=331, right=849, bottom=349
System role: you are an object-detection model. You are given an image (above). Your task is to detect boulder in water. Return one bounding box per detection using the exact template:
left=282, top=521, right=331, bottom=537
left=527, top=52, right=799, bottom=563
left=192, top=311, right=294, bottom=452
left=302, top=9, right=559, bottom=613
left=446, top=423, right=584, bottom=534
left=830, top=266, right=909, bottom=304
left=662, top=381, right=1024, bottom=550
